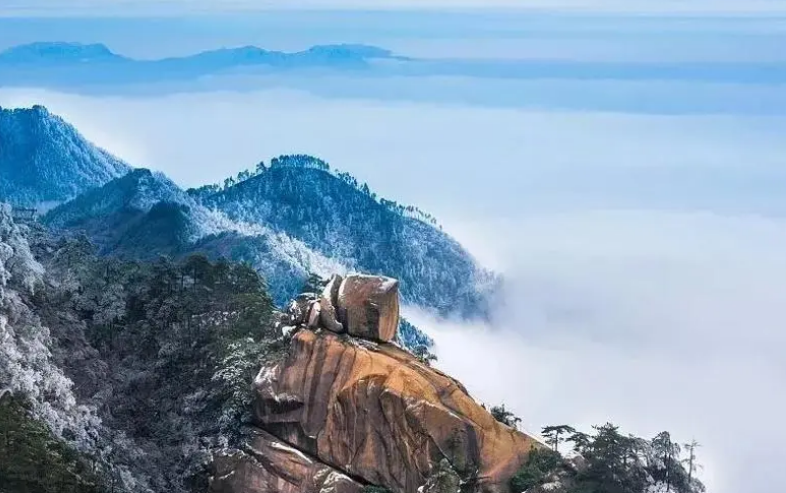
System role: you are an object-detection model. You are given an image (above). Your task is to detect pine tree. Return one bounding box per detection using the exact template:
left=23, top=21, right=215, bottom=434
left=490, top=404, right=521, bottom=430
left=541, top=425, right=576, bottom=453
left=301, top=272, right=326, bottom=294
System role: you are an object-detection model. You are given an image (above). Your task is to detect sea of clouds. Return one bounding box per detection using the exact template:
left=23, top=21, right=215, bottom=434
left=2, top=10, right=785, bottom=493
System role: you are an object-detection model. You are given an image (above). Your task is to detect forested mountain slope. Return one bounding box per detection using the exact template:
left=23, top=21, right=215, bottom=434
left=199, top=156, right=498, bottom=317
left=0, top=105, right=130, bottom=207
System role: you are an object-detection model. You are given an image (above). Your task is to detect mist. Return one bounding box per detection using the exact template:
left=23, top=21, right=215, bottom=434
left=2, top=86, right=785, bottom=221
left=407, top=209, right=786, bottom=493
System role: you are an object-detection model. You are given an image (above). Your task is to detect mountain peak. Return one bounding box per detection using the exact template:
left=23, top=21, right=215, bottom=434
left=198, top=155, right=495, bottom=317
left=0, top=105, right=131, bottom=207
left=45, top=167, right=185, bottom=227
left=301, top=43, right=393, bottom=59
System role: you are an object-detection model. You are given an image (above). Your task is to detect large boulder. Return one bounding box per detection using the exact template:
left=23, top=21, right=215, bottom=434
left=337, top=274, right=400, bottom=342
left=253, top=330, right=540, bottom=493
left=210, top=428, right=362, bottom=493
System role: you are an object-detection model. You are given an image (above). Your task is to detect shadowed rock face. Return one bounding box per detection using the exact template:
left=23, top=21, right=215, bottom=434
left=253, top=329, right=539, bottom=493
left=337, top=274, right=400, bottom=343
left=320, top=274, right=345, bottom=333
left=210, top=428, right=362, bottom=493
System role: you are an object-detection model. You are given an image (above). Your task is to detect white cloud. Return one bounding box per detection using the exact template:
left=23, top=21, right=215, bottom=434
left=407, top=209, right=786, bottom=493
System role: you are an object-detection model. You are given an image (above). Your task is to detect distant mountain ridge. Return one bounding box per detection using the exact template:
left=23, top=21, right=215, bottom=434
left=0, top=105, right=130, bottom=207
left=0, top=42, right=127, bottom=64
left=1, top=105, right=496, bottom=320
left=0, top=41, right=401, bottom=88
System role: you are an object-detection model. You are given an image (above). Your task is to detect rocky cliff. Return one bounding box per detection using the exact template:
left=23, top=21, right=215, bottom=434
left=210, top=274, right=540, bottom=493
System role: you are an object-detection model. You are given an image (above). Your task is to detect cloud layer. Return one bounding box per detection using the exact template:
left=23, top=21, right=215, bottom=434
left=408, top=209, right=786, bottom=493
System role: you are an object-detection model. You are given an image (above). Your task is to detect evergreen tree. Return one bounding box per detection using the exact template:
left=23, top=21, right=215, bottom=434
left=0, top=396, right=107, bottom=493
left=490, top=404, right=522, bottom=430
left=652, top=431, right=683, bottom=492
left=541, top=425, right=576, bottom=453
left=301, top=272, right=326, bottom=294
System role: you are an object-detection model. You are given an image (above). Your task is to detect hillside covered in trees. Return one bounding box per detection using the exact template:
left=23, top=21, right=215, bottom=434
left=1, top=205, right=283, bottom=492
left=484, top=406, right=706, bottom=493
left=195, top=155, right=497, bottom=317
left=0, top=106, right=129, bottom=207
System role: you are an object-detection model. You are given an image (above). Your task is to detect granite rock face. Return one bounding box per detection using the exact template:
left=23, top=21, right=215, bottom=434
left=210, top=428, right=363, bottom=493
left=337, top=274, right=400, bottom=343
left=253, top=329, right=539, bottom=493
left=211, top=274, right=541, bottom=493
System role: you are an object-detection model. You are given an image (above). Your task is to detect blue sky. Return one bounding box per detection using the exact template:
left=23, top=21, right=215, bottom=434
left=3, top=0, right=786, bottom=15
left=1, top=7, right=785, bottom=493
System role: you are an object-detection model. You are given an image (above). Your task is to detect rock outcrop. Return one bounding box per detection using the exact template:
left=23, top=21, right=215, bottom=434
left=337, top=274, right=400, bottom=342
left=253, top=329, right=538, bottom=493
left=211, top=274, right=540, bottom=493
left=211, top=428, right=363, bottom=493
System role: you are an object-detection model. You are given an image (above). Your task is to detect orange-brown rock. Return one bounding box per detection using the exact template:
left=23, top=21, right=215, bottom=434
left=210, top=427, right=363, bottom=493
left=253, top=330, right=541, bottom=493
left=337, top=274, right=400, bottom=342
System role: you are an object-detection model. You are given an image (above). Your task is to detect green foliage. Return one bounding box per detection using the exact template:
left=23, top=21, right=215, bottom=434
left=0, top=395, right=106, bottom=493
left=33, top=244, right=281, bottom=492
left=509, top=448, right=561, bottom=493
left=430, top=459, right=462, bottom=493
left=412, top=344, right=438, bottom=366
left=509, top=423, right=707, bottom=493
left=301, top=272, right=327, bottom=294
left=571, top=423, right=649, bottom=493
left=490, top=404, right=522, bottom=429
left=77, top=253, right=277, bottom=441
left=541, top=425, right=576, bottom=453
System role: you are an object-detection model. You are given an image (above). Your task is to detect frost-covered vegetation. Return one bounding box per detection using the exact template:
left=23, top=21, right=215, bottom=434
left=5, top=106, right=481, bottom=351
left=0, top=107, right=492, bottom=320
left=188, top=154, right=439, bottom=227
left=0, top=395, right=107, bottom=493
left=199, top=158, right=497, bottom=318
left=1, top=205, right=284, bottom=492
left=0, top=106, right=129, bottom=207
left=498, top=416, right=707, bottom=493
left=41, top=150, right=493, bottom=320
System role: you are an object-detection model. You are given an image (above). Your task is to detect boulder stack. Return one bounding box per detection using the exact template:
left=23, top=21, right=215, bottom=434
left=211, top=273, right=541, bottom=493
left=282, top=273, right=401, bottom=344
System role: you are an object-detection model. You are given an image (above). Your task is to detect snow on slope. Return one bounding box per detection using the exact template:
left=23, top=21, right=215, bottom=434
left=0, top=105, right=130, bottom=207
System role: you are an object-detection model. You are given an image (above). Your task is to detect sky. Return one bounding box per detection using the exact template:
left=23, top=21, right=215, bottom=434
left=1, top=7, right=785, bottom=493
left=3, top=0, right=786, bottom=15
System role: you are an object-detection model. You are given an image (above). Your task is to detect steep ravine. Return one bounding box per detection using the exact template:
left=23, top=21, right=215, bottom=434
left=209, top=274, right=541, bottom=493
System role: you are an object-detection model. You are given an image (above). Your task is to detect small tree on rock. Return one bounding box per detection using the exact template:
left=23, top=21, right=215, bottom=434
left=301, top=272, right=326, bottom=294
left=490, top=404, right=522, bottom=430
